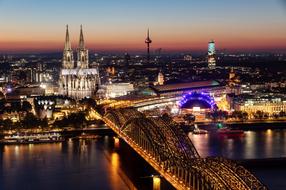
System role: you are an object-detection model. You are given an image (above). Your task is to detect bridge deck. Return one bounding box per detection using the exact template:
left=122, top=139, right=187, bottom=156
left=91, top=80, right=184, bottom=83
left=102, top=108, right=268, bottom=190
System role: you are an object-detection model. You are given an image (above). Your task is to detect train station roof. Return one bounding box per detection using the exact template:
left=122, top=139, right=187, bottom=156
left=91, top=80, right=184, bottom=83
left=150, top=80, right=222, bottom=94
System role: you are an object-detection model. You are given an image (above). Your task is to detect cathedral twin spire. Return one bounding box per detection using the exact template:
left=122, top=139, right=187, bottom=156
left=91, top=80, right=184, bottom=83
left=63, top=25, right=88, bottom=69
left=79, top=25, right=85, bottom=50
left=64, top=25, right=72, bottom=50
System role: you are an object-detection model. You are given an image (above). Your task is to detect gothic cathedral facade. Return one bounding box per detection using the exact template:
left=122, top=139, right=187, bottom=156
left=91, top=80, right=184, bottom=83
left=59, top=25, right=100, bottom=100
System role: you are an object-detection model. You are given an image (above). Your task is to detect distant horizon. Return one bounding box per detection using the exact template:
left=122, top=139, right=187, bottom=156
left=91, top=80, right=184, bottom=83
left=1, top=0, right=286, bottom=54
left=0, top=46, right=285, bottom=55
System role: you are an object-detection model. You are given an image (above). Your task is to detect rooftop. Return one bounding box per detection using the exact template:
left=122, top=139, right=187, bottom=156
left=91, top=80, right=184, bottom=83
left=150, top=80, right=221, bottom=93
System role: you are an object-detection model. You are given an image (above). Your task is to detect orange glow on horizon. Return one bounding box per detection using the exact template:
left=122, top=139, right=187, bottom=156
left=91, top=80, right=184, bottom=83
left=1, top=22, right=286, bottom=53
left=0, top=40, right=285, bottom=53
left=0, top=31, right=286, bottom=53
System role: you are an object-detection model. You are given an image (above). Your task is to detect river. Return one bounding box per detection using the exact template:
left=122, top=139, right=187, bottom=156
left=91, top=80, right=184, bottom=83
left=1, top=127, right=286, bottom=190
left=0, top=136, right=173, bottom=190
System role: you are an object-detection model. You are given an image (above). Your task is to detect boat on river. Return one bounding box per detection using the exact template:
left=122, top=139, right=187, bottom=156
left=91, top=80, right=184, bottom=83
left=0, top=132, right=64, bottom=145
left=217, top=127, right=244, bottom=135
left=217, top=123, right=244, bottom=135
left=73, top=133, right=101, bottom=140
left=192, top=124, right=208, bottom=134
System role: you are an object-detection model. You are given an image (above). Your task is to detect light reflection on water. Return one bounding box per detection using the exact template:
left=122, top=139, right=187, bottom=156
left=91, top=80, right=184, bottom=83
left=0, top=137, right=130, bottom=190
left=189, top=128, right=286, bottom=159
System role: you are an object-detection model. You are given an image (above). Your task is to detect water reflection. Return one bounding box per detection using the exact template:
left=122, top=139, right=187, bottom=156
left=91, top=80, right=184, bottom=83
left=0, top=138, right=130, bottom=190
left=190, top=128, right=286, bottom=159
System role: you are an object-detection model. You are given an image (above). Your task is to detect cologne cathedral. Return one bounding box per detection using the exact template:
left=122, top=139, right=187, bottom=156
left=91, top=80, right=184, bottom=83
left=59, top=25, right=100, bottom=100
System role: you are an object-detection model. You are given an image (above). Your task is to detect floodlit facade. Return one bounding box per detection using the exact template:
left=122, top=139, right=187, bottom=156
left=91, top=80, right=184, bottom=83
left=105, top=83, right=134, bottom=98
left=59, top=25, right=100, bottom=100
left=234, top=95, right=286, bottom=115
left=154, top=70, right=164, bottom=86
left=208, top=40, right=216, bottom=68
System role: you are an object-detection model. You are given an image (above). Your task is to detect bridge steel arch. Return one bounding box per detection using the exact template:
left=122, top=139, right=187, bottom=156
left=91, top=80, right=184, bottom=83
left=103, top=108, right=267, bottom=190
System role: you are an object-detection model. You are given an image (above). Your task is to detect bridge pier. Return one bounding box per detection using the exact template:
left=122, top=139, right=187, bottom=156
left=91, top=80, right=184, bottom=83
left=113, top=136, right=120, bottom=149
left=153, top=175, right=161, bottom=190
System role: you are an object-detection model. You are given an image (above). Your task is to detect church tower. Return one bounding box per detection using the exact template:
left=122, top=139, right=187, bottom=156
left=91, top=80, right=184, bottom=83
left=62, top=25, right=74, bottom=69
left=77, top=25, right=89, bottom=69
left=59, top=25, right=100, bottom=100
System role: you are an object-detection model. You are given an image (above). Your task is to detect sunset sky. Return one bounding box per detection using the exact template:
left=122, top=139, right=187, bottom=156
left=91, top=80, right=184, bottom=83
left=0, top=0, right=286, bottom=53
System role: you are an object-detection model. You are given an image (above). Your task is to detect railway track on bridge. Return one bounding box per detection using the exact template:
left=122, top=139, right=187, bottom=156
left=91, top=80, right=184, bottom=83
left=101, top=108, right=268, bottom=190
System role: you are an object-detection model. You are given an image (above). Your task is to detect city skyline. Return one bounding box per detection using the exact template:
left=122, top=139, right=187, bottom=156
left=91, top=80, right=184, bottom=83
left=0, top=0, right=286, bottom=53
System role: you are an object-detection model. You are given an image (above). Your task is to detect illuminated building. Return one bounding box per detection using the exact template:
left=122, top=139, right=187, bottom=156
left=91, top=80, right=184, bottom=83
left=124, top=52, right=130, bottom=69
left=234, top=94, right=286, bottom=115
left=149, top=80, right=224, bottom=97
left=59, top=25, right=100, bottom=100
left=106, top=67, right=115, bottom=76
left=179, top=92, right=217, bottom=110
left=227, top=68, right=241, bottom=95
left=155, top=70, right=164, bottom=85
left=184, top=54, right=193, bottom=61
left=105, top=83, right=134, bottom=98
left=179, top=92, right=217, bottom=120
left=35, top=96, right=77, bottom=119
left=133, top=81, right=226, bottom=112
left=208, top=40, right=216, bottom=68
left=6, top=86, right=45, bottom=99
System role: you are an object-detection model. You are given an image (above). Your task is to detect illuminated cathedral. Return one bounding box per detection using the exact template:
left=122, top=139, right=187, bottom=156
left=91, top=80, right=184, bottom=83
left=59, top=25, right=100, bottom=100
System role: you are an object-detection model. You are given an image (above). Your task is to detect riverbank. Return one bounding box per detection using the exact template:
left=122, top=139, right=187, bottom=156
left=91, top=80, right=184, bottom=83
left=60, top=127, right=115, bottom=138
left=196, top=120, right=286, bottom=130
left=228, top=121, right=286, bottom=130
left=238, top=157, right=286, bottom=168
left=0, top=127, right=115, bottom=144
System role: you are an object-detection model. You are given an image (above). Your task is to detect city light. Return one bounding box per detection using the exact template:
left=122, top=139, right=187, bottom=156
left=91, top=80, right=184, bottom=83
left=0, top=1, right=285, bottom=190
left=153, top=176, right=161, bottom=190
left=178, top=92, right=217, bottom=109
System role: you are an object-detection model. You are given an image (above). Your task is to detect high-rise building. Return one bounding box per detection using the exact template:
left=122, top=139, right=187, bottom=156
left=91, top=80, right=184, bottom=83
left=124, top=52, right=130, bottom=69
left=59, top=25, right=100, bottom=100
left=208, top=40, right=216, bottom=68
left=157, top=70, right=164, bottom=85
left=153, top=70, right=164, bottom=86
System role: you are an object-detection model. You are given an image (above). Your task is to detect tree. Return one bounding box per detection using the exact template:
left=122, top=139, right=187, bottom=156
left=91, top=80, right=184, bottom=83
left=183, top=114, right=196, bottom=124
left=22, top=101, right=32, bottom=112
left=0, top=99, right=7, bottom=111
left=11, top=102, right=21, bottom=112
left=66, top=112, right=87, bottom=128
left=53, top=117, right=69, bottom=129
left=21, top=112, right=40, bottom=129
left=279, top=110, right=285, bottom=117
left=255, top=111, right=264, bottom=119
left=2, top=119, right=13, bottom=131
left=263, top=112, right=269, bottom=119
left=242, top=112, right=248, bottom=120
left=209, top=110, right=219, bottom=121
left=40, top=118, right=49, bottom=129
left=162, top=113, right=171, bottom=122
left=80, top=98, right=97, bottom=109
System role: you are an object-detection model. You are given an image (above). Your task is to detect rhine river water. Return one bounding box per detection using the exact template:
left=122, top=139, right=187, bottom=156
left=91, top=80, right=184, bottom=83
left=1, top=127, right=286, bottom=190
